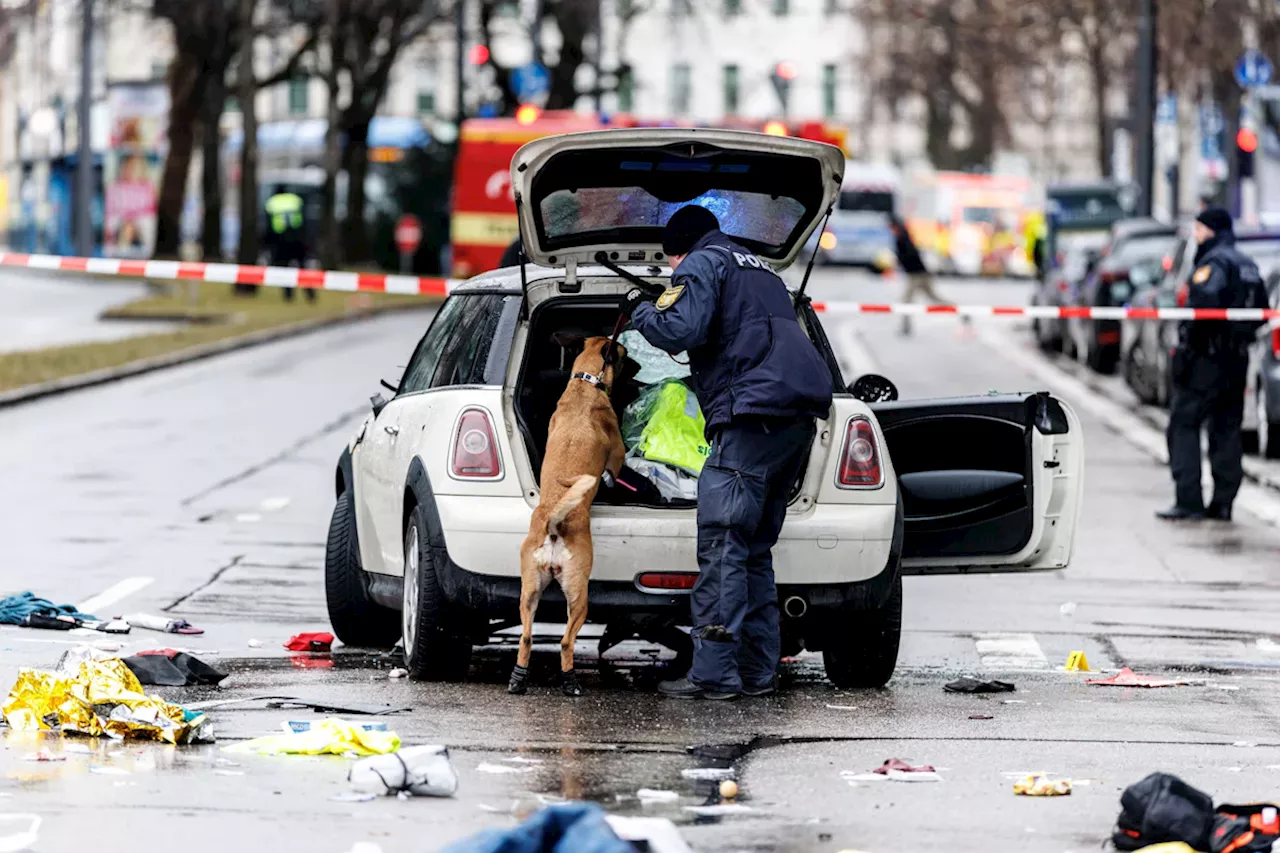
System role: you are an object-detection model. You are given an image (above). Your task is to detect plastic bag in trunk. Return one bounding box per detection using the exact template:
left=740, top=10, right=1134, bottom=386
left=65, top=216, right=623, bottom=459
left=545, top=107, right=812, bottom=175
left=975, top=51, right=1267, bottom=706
left=621, top=378, right=710, bottom=475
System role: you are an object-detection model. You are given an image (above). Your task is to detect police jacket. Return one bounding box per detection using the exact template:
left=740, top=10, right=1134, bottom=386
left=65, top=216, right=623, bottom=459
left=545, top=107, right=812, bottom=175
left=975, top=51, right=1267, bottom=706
left=1180, top=232, right=1264, bottom=355
left=630, top=230, right=835, bottom=436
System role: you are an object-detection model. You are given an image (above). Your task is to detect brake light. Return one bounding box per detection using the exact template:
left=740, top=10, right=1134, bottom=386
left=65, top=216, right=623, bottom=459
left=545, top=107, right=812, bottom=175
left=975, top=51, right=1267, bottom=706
left=837, top=417, right=882, bottom=488
left=1272, top=325, right=1280, bottom=358
left=636, top=573, right=698, bottom=591
left=451, top=407, right=501, bottom=478
left=1099, top=269, right=1127, bottom=285
left=1162, top=255, right=1173, bottom=271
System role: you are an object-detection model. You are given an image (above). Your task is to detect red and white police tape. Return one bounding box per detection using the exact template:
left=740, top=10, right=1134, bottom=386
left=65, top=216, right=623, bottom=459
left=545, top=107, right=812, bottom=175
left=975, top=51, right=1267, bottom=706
left=3, top=250, right=1276, bottom=321
left=0, top=251, right=454, bottom=297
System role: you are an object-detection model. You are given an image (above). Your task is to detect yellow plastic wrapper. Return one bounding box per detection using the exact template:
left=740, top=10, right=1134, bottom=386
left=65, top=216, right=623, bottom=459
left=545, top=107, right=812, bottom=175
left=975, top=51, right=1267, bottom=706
left=1013, top=773, right=1072, bottom=796
left=224, top=717, right=400, bottom=757
left=2, top=660, right=208, bottom=745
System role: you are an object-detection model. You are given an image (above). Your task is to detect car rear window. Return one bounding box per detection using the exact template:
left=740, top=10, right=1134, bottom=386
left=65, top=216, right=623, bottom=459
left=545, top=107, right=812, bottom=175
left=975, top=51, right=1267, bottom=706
left=1108, top=234, right=1176, bottom=267
left=539, top=188, right=807, bottom=250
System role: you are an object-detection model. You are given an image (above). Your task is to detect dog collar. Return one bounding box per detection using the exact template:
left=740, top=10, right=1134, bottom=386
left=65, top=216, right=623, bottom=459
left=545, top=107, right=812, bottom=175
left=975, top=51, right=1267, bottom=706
left=571, top=371, right=609, bottom=393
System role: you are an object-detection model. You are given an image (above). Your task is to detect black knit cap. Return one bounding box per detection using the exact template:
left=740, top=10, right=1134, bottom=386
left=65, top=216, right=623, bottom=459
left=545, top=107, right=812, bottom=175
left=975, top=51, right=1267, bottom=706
left=662, top=205, right=721, bottom=257
left=1196, top=207, right=1234, bottom=235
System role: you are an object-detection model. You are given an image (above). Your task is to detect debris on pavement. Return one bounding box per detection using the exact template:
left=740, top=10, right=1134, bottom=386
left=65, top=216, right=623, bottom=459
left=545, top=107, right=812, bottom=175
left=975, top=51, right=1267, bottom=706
left=873, top=759, right=937, bottom=776
left=24, top=750, right=65, bottom=762
left=56, top=645, right=117, bottom=675
left=0, top=592, right=97, bottom=626
left=1087, top=667, right=1198, bottom=688
left=636, top=789, right=680, bottom=803
left=349, top=744, right=458, bottom=797
left=224, top=717, right=400, bottom=757
left=968, top=714, right=995, bottom=720
left=681, top=768, right=735, bottom=781
left=3, top=658, right=210, bottom=744
left=1112, top=772, right=1214, bottom=851
left=284, top=632, right=335, bottom=652
left=439, top=802, right=632, bottom=853
left=719, top=780, right=739, bottom=800
left=825, top=704, right=858, bottom=710
left=124, top=613, right=204, bottom=635
left=331, top=791, right=378, bottom=803
left=1012, top=774, right=1072, bottom=796
left=266, top=698, right=411, bottom=716
left=843, top=760, right=943, bottom=784
left=122, top=651, right=228, bottom=687
left=1059, top=601, right=1078, bottom=617
left=247, top=639, right=263, bottom=648
left=284, top=720, right=389, bottom=734
left=683, top=804, right=754, bottom=816
left=1064, top=651, right=1091, bottom=672
left=476, top=762, right=535, bottom=775
left=388, top=668, right=408, bottom=679
left=944, top=677, right=1015, bottom=694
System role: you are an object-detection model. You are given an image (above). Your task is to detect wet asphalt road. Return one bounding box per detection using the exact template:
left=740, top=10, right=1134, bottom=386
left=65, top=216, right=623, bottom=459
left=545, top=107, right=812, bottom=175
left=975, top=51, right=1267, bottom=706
left=2, top=269, right=1280, bottom=853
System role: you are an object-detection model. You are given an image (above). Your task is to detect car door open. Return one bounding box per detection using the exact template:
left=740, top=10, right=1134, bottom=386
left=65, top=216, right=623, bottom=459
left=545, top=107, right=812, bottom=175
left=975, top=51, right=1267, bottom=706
left=871, top=392, right=1084, bottom=574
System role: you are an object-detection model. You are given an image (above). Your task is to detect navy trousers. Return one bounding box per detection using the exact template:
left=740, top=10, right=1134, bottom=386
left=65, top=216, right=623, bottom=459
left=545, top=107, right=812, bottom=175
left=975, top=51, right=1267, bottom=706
left=689, top=418, right=815, bottom=693
left=1167, top=351, right=1247, bottom=511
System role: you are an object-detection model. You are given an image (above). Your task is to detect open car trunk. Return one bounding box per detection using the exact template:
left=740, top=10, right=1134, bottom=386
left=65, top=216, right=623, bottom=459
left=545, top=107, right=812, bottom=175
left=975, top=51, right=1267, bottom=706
left=514, top=295, right=699, bottom=509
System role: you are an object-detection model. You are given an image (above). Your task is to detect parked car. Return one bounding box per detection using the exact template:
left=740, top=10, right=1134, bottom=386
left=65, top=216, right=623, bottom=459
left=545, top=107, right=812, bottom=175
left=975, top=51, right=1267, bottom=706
left=1031, top=239, right=1104, bottom=353
left=1065, top=219, right=1177, bottom=374
left=1123, top=230, right=1280, bottom=416
left=324, top=128, right=1084, bottom=690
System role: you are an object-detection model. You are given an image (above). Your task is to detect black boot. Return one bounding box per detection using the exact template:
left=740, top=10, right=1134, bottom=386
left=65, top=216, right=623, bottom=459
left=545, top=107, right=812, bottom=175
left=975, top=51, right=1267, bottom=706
left=560, top=669, right=585, bottom=697
left=1155, top=505, right=1206, bottom=521
left=507, top=664, right=529, bottom=695
left=1206, top=503, right=1233, bottom=521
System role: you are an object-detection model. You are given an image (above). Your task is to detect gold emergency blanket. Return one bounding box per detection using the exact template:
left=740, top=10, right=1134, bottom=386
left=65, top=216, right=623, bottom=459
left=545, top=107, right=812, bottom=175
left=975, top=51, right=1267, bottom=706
left=2, top=659, right=207, bottom=744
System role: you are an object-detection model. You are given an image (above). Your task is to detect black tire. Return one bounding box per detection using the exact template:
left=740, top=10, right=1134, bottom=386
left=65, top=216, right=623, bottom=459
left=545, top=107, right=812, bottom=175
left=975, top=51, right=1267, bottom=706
left=821, top=574, right=902, bottom=688
left=402, top=504, right=473, bottom=681
left=325, top=491, right=400, bottom=648
left=1260, top=382, right=1280, bottom=459
left=1033, top=319, right=1062, bottom=354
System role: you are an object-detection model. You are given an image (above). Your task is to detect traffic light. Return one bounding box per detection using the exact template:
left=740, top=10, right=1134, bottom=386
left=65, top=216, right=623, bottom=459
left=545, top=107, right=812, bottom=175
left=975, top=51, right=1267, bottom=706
left=1238, top=128, right=1258, bottom=179
left=770, top=62, right=797, bottom=114
left=468, top=44, right=490, bottom=65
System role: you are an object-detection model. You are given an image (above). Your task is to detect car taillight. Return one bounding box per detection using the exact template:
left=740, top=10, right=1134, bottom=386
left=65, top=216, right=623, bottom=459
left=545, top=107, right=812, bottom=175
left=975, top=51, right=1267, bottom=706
left=636, top=573, right=698, bottom=591
left=837, top=417, right=882, bottom=488
left=451, top=407, right=501, bottom=478
left=1272, top=325, right=1280, bottom=358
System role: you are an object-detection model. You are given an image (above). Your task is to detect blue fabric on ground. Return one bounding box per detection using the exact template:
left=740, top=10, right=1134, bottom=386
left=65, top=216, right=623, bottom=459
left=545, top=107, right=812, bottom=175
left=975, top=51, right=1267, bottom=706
left=0, top=592, right=97, bottom=625
left=439, top=803, right=630, bottom=853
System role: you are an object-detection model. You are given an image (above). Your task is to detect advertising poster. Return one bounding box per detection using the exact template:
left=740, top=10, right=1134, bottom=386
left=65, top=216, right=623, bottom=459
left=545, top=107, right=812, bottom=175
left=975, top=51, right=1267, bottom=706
left=105, top=83, right=169, bottom=258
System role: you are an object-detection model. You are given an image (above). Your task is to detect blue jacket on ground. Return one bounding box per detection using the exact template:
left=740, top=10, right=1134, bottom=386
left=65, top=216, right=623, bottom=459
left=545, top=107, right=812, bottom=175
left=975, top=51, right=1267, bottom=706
left=631, top=230, right=834, bottom=435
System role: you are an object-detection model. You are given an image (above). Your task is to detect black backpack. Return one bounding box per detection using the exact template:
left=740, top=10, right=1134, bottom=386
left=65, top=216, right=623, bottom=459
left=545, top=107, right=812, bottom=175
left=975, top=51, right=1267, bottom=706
left=1113, top=772, right=1216, bottom=851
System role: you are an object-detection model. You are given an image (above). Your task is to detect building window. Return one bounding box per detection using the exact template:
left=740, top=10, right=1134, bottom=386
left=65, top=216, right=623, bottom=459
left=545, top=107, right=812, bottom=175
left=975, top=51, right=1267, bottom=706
left=773, top=0, right=788, bottom=15
left=225, top=95, right=240, bottom=113
left=724, top=0, right=740, bottom=15
left=417, top=90, right=435, bottom=114
left=670, top=63, right=691, bottom=115
left=617, top=66, right=634, bottom=112
left=822, top=64, right=837, bottom=118
left=723, top=64, right=739, bottom=115
left=288, top=77, right=309, bottom=116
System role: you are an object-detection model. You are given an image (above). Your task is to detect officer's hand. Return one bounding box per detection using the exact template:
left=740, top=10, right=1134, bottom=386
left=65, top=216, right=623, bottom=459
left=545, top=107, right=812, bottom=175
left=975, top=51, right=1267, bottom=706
left=619, top=288, right=654, bottom=319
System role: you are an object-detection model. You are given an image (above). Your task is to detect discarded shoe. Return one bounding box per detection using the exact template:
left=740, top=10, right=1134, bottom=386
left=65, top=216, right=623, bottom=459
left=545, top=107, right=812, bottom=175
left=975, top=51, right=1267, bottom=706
left=658, top=677, right=737, bottom=701
left=1155, top=505, right=1206, bottom=521
left=943, top=677, right=1015, bottom=694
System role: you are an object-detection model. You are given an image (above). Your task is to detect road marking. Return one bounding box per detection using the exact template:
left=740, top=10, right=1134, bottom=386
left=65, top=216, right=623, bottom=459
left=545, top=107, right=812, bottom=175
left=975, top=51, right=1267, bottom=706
left=975, top=632, right=1050, bottom=670
left=981, top=326, right=1280, bottom=527
left=77, top=576, right=154, bottom=615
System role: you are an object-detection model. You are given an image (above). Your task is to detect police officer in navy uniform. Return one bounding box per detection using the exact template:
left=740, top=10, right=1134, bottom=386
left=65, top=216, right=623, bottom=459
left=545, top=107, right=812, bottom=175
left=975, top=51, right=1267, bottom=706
left=620, top=205, right=834, bottom=699
left=1158, top=208, right=1265, bottom=522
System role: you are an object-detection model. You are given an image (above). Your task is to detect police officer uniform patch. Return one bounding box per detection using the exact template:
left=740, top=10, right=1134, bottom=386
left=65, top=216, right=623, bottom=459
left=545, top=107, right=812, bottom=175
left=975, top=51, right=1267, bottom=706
left=1192, top=265, right=1212, bottom=285
left=656, top=285, right=685, bottom=310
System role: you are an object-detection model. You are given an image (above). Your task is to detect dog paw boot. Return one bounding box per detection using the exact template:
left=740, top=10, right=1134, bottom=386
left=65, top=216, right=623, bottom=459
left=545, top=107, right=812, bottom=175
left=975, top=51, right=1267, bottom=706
left=560, top=670, right=585, bottom=697
left=507, top=665, right=529, bottom=695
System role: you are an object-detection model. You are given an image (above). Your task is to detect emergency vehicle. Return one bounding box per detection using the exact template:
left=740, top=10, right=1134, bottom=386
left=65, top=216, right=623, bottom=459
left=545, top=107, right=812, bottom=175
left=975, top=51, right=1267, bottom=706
left=902, top=172, right=1033, bottom=276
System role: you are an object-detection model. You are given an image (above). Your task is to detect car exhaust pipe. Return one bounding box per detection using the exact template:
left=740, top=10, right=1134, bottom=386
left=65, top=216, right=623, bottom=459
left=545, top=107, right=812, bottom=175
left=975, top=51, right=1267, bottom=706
left=783, top=596, right=808, bottom=619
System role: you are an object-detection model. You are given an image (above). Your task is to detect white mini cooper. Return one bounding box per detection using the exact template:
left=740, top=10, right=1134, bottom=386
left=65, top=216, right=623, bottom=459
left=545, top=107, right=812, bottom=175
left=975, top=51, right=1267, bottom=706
left=325, top=128, right=1084, bottom=687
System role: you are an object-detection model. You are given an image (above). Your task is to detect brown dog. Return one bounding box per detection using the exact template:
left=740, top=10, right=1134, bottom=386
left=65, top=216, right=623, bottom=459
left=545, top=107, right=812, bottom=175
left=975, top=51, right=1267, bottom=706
left=508, top=336, right=627, bottom=697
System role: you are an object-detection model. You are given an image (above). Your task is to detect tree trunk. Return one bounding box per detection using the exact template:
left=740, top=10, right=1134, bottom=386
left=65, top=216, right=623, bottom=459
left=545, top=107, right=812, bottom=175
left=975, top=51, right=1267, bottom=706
left=1088, top=35, right=1112, bottom=178
left=319, top=70, right=342, bottom=270
left=155, top=54, right=205, bottom=259
left=544, top=4, right=589, bottom=110
left=342, top=119, right=371, bottom=263
left=236, top=0, right=261, bottom=269
left=201, top=74, right=225, bottom=261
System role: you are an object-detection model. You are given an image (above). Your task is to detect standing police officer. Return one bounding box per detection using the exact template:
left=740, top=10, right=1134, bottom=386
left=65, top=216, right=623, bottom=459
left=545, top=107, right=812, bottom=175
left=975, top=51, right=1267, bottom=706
left=264, top=185, right=314, bottom=302
left=1158, top=208, right=1264, bottom=522
left=620, top=205, right=834, bottom=699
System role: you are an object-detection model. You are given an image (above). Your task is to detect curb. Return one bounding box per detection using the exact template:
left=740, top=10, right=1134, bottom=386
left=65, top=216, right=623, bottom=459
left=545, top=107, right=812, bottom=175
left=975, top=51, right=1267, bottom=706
left=0, top=303, right=435, bottom=410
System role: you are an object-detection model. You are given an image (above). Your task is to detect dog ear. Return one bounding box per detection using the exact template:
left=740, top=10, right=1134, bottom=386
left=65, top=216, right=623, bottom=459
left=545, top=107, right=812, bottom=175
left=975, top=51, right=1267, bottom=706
left=551, top=331, right=585, bottom=351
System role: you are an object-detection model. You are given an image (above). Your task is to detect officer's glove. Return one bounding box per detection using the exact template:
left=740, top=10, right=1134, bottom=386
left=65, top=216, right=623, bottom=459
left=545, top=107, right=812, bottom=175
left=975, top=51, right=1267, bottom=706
left=619, top=288, right=655, bottom=319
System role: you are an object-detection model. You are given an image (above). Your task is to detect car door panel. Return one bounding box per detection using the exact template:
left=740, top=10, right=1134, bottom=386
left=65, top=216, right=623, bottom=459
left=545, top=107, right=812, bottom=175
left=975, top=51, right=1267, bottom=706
left=871, top=392, right=1083, bottom=574
left=353, top=407, right=403, bottom=576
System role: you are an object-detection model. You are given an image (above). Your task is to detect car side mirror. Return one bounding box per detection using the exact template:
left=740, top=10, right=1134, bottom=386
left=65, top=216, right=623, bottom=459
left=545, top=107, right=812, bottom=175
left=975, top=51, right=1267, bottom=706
left=848, top=374, right=899, bottom=403
left=380, top=378, right=399, bottom=394
left=370, top=393, right=388, bottom=417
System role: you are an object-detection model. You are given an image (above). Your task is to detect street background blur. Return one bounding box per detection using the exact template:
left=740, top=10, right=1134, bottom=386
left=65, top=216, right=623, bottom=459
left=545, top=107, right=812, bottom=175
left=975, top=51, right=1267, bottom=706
left=0, top=0, right=1275, bottom=278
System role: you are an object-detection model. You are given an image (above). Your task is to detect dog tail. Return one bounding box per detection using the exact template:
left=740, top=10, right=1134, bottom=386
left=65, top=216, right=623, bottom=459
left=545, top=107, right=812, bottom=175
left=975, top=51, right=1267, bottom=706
left=546, top=474, right=597, bottom=539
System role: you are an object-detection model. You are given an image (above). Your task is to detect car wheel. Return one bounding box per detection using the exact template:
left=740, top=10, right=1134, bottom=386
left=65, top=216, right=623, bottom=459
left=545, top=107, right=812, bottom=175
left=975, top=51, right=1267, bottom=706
left=325, top=490, right=400, bottom=648
left=1260, top=382, right=1280, bottom=460
left=820, top=574, right=902, bottom=689
left=402, top=504, right=473, bottom=681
